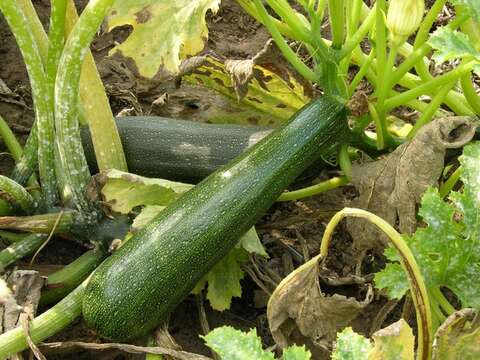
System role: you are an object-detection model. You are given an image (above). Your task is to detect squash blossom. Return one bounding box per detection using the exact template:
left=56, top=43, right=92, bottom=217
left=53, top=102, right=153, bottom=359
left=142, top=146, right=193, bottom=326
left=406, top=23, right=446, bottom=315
left=386, top=0, right=425, bottom=46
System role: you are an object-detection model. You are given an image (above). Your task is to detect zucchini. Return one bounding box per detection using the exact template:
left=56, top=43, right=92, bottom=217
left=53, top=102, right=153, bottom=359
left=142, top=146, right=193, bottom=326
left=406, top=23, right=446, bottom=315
left=82, top=117, right=271, bottom=182
left=82, top=96, right=349, bottom=341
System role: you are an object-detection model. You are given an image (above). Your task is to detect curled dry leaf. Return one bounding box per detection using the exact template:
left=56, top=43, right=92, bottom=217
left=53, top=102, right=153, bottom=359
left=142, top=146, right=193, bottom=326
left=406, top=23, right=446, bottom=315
left=267, top=254, right=372, bottom=358
left=347, top=117, right=475, bottom=252
left=432, top=308, right=480, bottom=360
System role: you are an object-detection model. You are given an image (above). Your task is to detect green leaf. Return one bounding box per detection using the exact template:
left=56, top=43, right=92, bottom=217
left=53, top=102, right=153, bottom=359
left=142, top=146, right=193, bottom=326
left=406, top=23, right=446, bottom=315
left=107, top=0, right=220, bottom=78
left=369, top=319, right=414, bottom=360
left=239, top=227, right=268, bottom=257
left=332, top=327, right=373, bottom=360
left=101, top=170, right=192, bottom=214
left=375, top=142, right=480, bottom=310
left=203, top=326, right=275, bottom=360
left=450, top=0, right=480, bottom=21
left=205, top=249, right=246, bottom=311
left=428, top=27, right=480, bottom=66
left=282, top=345, right=312, bottom=360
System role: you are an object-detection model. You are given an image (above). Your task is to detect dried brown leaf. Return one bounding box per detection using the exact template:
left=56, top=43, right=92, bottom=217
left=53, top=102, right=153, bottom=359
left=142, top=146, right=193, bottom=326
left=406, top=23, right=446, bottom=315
left=267, top=255, right=372, bottom=358
left=347, top=117, right=475, bottom=252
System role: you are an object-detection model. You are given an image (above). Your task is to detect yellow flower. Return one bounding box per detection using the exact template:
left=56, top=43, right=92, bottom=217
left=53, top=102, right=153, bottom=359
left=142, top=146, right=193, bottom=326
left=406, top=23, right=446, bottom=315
left=386, top=0, right=425, bottom=46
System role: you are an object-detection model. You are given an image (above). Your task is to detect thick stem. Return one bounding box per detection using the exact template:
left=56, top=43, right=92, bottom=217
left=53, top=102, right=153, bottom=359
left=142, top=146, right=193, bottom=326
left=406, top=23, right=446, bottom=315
left=0, top=230, right=30, bottom=243
left=277, top=176, right=349, bottom=201
left=320, top=208, right=432, bottom=360
left=0, top=211, right=75, bottom=233
left=0, top=115, right=23, bottom=161
left=0, top=233, right=46, bottom=270
left=0, top=0, right=58, bottom=207
left=0, top=175, right=36, bottom=212
left=460, top=73, right=480, bottom=114
left=439, top=166, right=462, bottom=199
left=47, top=0, right=67, bottom=106
left=328, top=0, right=344, bottom=48
left=40, top=248, right=106, bottom=305
left=54, top=0, right=116, bottom=217
left=0, top=284, right=85, bottom=359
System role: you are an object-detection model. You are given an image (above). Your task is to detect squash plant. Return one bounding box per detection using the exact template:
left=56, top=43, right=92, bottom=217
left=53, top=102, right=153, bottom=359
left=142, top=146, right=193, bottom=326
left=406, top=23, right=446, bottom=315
left=0, top=0, right=478, bottom=358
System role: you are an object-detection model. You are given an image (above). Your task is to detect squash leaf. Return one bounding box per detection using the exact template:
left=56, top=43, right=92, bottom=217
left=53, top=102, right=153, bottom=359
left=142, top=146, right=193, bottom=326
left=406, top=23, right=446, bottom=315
left=332, top=327, right=373, bottom=360
left=450, top=0, right=480, bottom=21
left=106, top=0, right=220, bottom=78
left=428, top=27, right=480, bottom=75
left=375, top=142, right=480, bottom=310
left=183, top=56, right=309, bottom=125
left=203, top=326, right=311, bottom=360
left=100, top=170, right=193, bottom=214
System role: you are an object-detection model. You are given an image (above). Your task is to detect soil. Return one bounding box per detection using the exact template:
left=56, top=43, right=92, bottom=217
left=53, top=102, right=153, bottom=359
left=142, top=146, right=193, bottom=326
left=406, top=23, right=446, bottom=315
left=0, top=1, right=397, bottom=359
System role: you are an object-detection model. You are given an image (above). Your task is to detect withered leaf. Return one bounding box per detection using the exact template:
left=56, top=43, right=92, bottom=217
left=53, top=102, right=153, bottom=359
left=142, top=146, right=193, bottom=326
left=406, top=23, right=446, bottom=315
left=347, top=117, right=475, bottom=252
left=267, top=255, right=372, bottom=358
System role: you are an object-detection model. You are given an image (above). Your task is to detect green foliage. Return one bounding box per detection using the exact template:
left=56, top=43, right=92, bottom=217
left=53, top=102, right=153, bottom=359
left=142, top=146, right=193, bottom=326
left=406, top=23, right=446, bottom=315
left=375, top=142, right=480, bottom=310
left=332, top=327, right=373, bottom=360
left=450, top=0, right=480, bottom=21
left=203, top=326, right=311, bottom=360
left=428, top=27, right=480, bottom=75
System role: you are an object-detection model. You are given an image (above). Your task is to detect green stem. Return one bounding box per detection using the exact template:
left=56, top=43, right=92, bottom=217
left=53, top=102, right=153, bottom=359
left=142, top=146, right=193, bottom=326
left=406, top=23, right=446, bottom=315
left=368, top=102, right=385, bottom=150
left=460, top=73, right=480, bottom=114
left=54, top=0, right=116, bottom=216
left=408, top=82, right=455, bottom=139
left=0, top=0, right=58, bottom=207
left=328, top=0, right=344, bottom=48
left=413, top=0, right=448, bottom=81
left=431, top=287, right=456, bottom=316
left=0, top=230, right=30, bottom=243
left=0, top=115, right=23, bottom=161
left=320, top=208, right=432, bottom=360
left=384, top=61, right=476, bottom=111
left=348, top=49, right=375, bottom=96
left=439, top=167, right=462, bottom=199
left=252, top=0, right=318, bottom=83
left=0, top=211, right=75, bottom=233
left=337, top=4, right=375, bottom=60
left=0, top=283, right=84, bottom=359
left=264, top=0, right=311, bottom=43
left=0, top=175, right=36, bottom=212
left=0, top=233, right=46, bottom=270
left=338, top=144, right=352, bottom=179
left=40, top=248, right=106, bottom=306
left=46, top=0, right=67, bottom=107
left=277, top=176, right=349, bottom=201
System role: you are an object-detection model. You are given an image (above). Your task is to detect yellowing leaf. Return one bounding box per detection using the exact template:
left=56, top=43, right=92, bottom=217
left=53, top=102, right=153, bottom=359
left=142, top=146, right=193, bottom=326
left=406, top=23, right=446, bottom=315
left=369, top=319, right=414, bottom=360
left=101, top=170, right=193, bottom=214
left=107, top=0, right=220, bottom=77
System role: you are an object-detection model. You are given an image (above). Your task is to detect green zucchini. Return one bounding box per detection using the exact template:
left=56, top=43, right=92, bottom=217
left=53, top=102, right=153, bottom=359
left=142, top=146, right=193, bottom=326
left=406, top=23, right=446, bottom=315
left=82, top=96, right=349, bottom=341
left=82, top=117, right=271, bottom=182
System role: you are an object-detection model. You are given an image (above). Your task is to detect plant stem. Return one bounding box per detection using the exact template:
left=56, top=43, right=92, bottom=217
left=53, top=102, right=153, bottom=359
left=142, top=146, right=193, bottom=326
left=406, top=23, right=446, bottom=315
left=0, top=283, right=85, bottom=359
left=368, top=102, right=385, bottom=150
left=0, top=175, right=36, bottom=212
left=0, top=211, right=75, bottom=233
left=348, top=49, right=375, bottom=96
left=40, top=248, right=106, bottom=306
left=277, top=176, right=349, bottom=201
left=0, top=0, right=58, bottom=207
left=408, top=82, right=455, bottom=139
left=320, top=208, right=432, bottom=360
left=54, top=0, right=116, bottom=217
left=384, top=61, right=476, bottom=111
left=328, top=0, right=344, bottom=49
left=431, top=287, right=456, bottom=316
left=338, top=144, right=352, bottom=179
left=46, top=0, right=67, bottom=106
left=413, top=0, right=448, bottom=81
left=0, top=233, right=46, bottom=270
left=0, top=115, right=23, bottom=161
left=252, top=0, right=318, bottom=83
left=337, top=4, right=375, bottom=60
left=460, top=72, right=480, bottom=114
left=439, top=167, right=462, bottom=199
left=264, top=0, right=311, bottom=43
left=0, top=230, right=30, bottom=243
